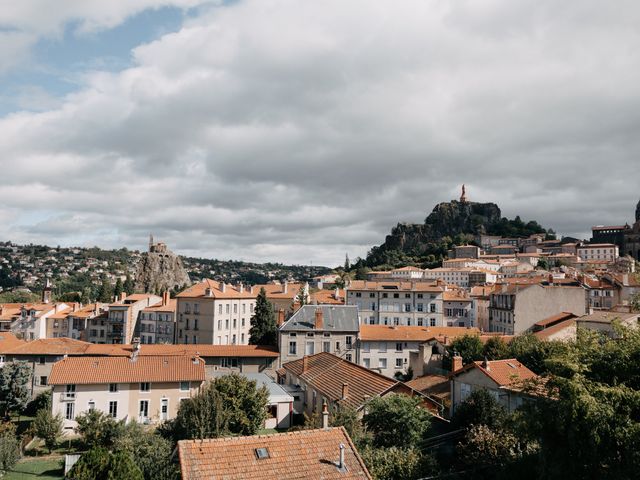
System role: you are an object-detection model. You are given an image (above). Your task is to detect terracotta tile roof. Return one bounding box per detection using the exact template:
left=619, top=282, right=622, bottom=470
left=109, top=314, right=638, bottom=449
left=125, top=293, right=157, bottom=301
left=453, top=358, right=538, bottom=387
left=49, top=355, right=205, bottom=385
left=4, top=337, right=91, bottom=355
left=576, top=310, right=639, bottom=324
left=0, top=304, right=22, bottom=321
left=0, top=332, right=25, bottom=351
left=142, top=299, right=177, bottom=312
left=82, top=343, right=280, bottom=358
left=310, top=289, right=345, bottom=305
left=443, top=290, right=471, bottom=302
left=534, top=312, right=577, bottom=328
left=176, top=279, right=256, bottom=299
left=406, top=374, right=449, bottom=398
left=347, top=280, right=443, bottom=292
left=533, top=319, right=576, bottom=339
left=283, top=353, right=398, bottom=410
left=257, top=283, right=303, bottom=300
left=178, top=427, right=371, bottom=480
left=360, top=325, right=478, bottom=342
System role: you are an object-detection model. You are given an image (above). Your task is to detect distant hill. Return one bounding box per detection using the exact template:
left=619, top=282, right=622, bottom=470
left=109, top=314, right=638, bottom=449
left=361, top=199, right=552, bottom=270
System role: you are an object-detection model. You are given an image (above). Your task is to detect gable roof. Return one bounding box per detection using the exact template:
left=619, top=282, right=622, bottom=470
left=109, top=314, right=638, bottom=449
left=347, top=280, right=444, bottom=292
left=453, top=358, right=538, bottom=387
left=176, top=279, right=255, bottom=299
left=178, top=427, right=371, bottom=480
left=0, top=332, right=25, bottom=351
left=281, top=305, right=359, bottom=332
left=82, top=343, right=280, bottom=358
left=49, top=355, right=205, bottom=385
left=360, top=325, right=478, bottom=342
left=3, top=337, right=91, bottom=355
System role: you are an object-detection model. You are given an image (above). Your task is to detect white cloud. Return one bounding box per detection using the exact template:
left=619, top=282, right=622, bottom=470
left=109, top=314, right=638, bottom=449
left=1, top=0, right=640, bottom=265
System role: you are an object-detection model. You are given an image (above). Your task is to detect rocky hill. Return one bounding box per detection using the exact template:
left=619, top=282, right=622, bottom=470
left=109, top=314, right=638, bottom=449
left=134, top=243, right=191, bottom=294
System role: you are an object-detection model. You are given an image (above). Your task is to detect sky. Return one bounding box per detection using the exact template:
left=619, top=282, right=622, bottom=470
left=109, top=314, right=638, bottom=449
left=1, top=0, right=640, bottom=267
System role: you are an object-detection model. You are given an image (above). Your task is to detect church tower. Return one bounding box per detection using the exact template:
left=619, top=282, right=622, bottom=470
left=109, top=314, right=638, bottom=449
left=460, top=184, right=468, bottom=203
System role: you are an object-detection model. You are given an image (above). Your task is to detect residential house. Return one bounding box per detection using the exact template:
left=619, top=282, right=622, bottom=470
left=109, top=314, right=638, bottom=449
left=175, top=279, right=256, bottom=345
left=136, top=292, right=177, bottom=344
left=279, top=305, right=359, bottom=366
left=345, top=280, right=444, bottom=327
left=450, top=358, right=540, bottom=416
left=178, top=427, right=372, bottom=480
left=443, top=290, right=472, bottom=327
left=577, top=243, right=619, bottom=263
left=575, top=310, right=639, bottom=337
left=102, top=293, right=162, bottom=344
left=531, top=312, right=578, bottom=341
left=49, top=354, right=205, bottom=431
left=0, top=304, right=23, bottom=332
left=12, top=302, right=71, bottom=340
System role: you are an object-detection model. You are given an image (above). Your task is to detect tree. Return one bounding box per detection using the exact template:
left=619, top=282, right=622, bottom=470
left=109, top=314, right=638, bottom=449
left=360, top=446, right=438, bottom=480
left=113, top=278, right=123, bottom=299
left=0, top=361, right=32, bottom=417
left=169, top=373, right=269, bottom=441
left=483, top=336, right=510, bottom=360
left=33, top=409, right=63, bottom=453
left=67, top=447, right=143, bottom=480
left=249, top=288, right=277, bottom=346
left=451, top=388, right=507, bottom=431
left=123, top=275, right=135, bottom=295
left=536, top=258, right=550, bottom=270
left=330, top=407, right=366, bottom=445
left=363, top=394, right=431, bottom=448
left=448, top=334, right=484, bottom=366
left=75, top=410, right=123, bottom=449
left=344, top=254, right=351, bottom=271
left=96, top=275, right=114, bottom=303
left=0, top=424, right=20, bottom=475
left=113, top=422, right=178, bottom=480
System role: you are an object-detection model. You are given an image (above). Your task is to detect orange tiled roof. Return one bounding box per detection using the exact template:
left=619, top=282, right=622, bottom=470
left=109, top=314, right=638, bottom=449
left=142, top=299, right=177, bottom=312
left=82, top=343, right=280, bottom=358
left=359, top=325, right=478, bottom=342
left=454, top=358, right=538, bottom=387
left=49, top=355, right=205, bottom=385
left=534, top=312, right=577, bottom=328
left=0, top=304, right=23, bottom=321
left=176, top=279, right=256, bottom=299
left=406, top=374, right=449, bottom=396
left=257, top=283, right=303, bottom=300
left=283, top=352, right=398, bottom=410
left=443, top=290, right=471, bottom=302
left=533, top=319, right=576, bottom=339
left=4, top=337, right=91, bottom=355
left=310, top=289, right=345, bottom=305
left=347, top=280, right=443, bottom=292
left=178, top=427, right=371, bottom=480
left=0, top=332, right=25, bottom=351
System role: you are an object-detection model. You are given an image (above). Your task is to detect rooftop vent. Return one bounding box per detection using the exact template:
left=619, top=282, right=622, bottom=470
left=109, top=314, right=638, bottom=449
left=255, top=448, right=269, bottom=460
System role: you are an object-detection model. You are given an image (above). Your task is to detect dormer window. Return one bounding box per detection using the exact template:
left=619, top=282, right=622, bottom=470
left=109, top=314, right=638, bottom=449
left=255, top=448, right=269, bottom=460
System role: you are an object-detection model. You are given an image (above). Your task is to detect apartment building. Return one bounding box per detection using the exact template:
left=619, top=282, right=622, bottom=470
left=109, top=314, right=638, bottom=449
left=12, top=302, right=71, bottom=340
left=101, top=293, right=162, bottom=344
left=278, top=305, right=359, bottom=365
left=345, top=281, right=444, bottom=327
left=423, top=268, right=472, bottom=287
left=443, top=290, right=473, bottom=327
left=136, top=292, right=176, bottom=344
left=49, top=354, right=205, bottom=431
left=489, top=282, right=586, bottom=334
left=577, top=243, right=619, bottom=263
left=257, top=282, right=308, bottom=314
left=175, top=279, right=256, bottom=345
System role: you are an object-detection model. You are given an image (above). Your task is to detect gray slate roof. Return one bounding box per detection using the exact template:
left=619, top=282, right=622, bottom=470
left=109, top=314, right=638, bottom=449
left=280, top=305, right=359, bottom=332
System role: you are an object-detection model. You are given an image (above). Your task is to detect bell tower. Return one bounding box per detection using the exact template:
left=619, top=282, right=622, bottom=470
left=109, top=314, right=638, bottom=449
left=460, top=184, right=467, bottom=203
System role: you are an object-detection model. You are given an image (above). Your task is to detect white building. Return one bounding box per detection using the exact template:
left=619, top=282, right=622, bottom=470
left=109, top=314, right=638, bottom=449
left=577, top=243, right=619, bottom=263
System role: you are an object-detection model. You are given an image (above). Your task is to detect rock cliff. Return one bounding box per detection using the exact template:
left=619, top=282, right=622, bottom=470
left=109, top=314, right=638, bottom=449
left=135, top=245, right=190, bottom=294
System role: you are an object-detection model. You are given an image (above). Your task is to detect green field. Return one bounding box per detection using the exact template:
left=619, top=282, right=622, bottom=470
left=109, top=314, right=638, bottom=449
left=4, top=457, right=64, bottom=480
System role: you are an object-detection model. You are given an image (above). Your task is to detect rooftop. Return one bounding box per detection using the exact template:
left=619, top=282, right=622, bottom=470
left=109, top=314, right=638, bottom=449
left=453, top=358, right=538, bottom=387
left=359, top=325, right=478, bottom=342
left=347, top=280, right=443, bottom=293
left=281, top=305, right=359, bottom=332
left=176, top=279, right=256, bottom=299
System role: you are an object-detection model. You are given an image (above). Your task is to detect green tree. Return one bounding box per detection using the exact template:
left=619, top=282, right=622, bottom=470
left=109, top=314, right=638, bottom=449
left=68, top=447, right=143, bottom=480
left=0, top=361, right=32, bottom=417
left=360, top=446, right=438, bottom=480
left=123, top=275, right=135, bottom=295
left=33, top=409, right=63, bottom=453
left=448, top=334, right=484, bottom=366
left=249, top=288, right=277, bottom=346
left=483, top=336, right=510, bottom=360
left=330, top=407, right=366, bottom=446
left=344, top=254, right=351, bottom=271
left=96, top=275, right=114, bottom=303
left=108, top=451, right=145, bottom=480
left=75, top=410, right=122, bottom=449
left=451, top=388, right=507, bottom=431
left=113, top=422, right=178, bottom=480
left=363, top=394, right=431, bottom=448
left=113, top=278, right=124, bottom=299
left=0, top=424, right=20, bottom=475
left=169, top=373, right=269, bottom=441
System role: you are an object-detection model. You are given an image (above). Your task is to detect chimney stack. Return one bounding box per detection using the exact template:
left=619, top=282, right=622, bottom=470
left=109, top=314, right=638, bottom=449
left=341, top=382, right=348, bottom=400
left=338, top=444, right=345, bottom=470
left=205, top=287, right=212, bottom=297
left=239, top=283, right=244, bottom=293
left=334, top=287, right=340, bottom=300
left=277, top=309, right=285, bottom=327
left=119, top=292, right=127, bottom=302
left=548, top=274, right=554, bottom=285
left=221, top=283, right=227, bottom=293
left=249, top=285, right=254, bottom=295
left=283, top=281, right=288, bottom=294
left=322, top=400, right=329, bottom=429
left=302, top=355, right=308, bottom=373
left=452, top=354, right=463, bottom=373
left=163, top=291, right=170, bottom=306
left=315, top=308, right=323, bottom=330
left=482, top=357, right=490, bottom=370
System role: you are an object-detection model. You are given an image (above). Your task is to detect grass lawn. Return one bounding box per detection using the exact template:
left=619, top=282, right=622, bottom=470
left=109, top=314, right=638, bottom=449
left=4, top=456, right=64, bottom=480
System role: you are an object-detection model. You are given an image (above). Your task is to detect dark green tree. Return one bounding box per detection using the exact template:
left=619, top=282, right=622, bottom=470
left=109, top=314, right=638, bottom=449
left=113, top=422, right=178, bottom=480
left=344, top=254, right=351, bottom=271
left=68, top=447, right=143, bottom=480
left=448, top=334, right=484, bottom=366
left=330, top=407, right=366, bottom=445
left=0, top=361, right=32, bottom=416
left=113, top=278, right=124, bottom=299
left=360, top=446, right=438, bottom=480
left=363, top=394, right=431, bottom=448
left=249, top=288, right=277, bottom=346
left=483, top=336, right=510, bottom=360
left=75, top=410, right=123, bottom=449
left=96, top=275, right=114, bottom=303
left=33, top=409, right=63, bottom=453
left=0, top=424, right=20, bottom=475
left=123, top=275, right=135, bottom=295
left=451, top=388, right=507, bottom=431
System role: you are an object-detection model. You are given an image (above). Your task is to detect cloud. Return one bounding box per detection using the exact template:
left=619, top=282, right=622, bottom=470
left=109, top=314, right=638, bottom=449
left=1, top=0, right=640, bottom=266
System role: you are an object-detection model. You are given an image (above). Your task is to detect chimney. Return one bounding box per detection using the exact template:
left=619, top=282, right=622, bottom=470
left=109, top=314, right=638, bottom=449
left=302, top=355, right=308, bottom=373
left=338, top=444, right=345, bottom=470
left=341, top=383, right=348, bottom=400
left=221, top=283, right=227, bottom=293
left=322, top=400, right=329, bottom=429
left=120, top=292, right=127, bottom=302
left=249, top=285, right=254, bottom=295
left=452, top=354, right=463, bottom=373
left=283, top=281, right=288, bottom=294
left=334, top=287, right=340, bottom=300
left=277, top=309, right=285, bottom=327
left=482, top=357, right=490, bottom=370
left=548, top=274, right=554, bottom=285
left=94, top=303, right=99, bottom=315
left=623, top=274, right=629, bottom=285
left=205, top=287, right=213, bottom=297
left=131, top=337, right=141, bottom=360
left=163, top=291, right=170, bottom=305
left=314, top=308, right=323, bottom=330
left=239, top=283, right=244, bottom=293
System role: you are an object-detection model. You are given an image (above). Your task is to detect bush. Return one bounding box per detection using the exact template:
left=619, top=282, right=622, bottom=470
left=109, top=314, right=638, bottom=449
left=68, top=447, right=144, bottom=480
left=0, top=430, right=21, bottom=474
left=25, top=390, right=52, bottom=416
left=75, top=410, right=123, bottom=449
left=363, top=394, right=431, bottom=448
left=360, top=446, right=438, bottom=480
left=451, top=389, right=507, bottom=431
left=33, top=409, right=63, bottom=453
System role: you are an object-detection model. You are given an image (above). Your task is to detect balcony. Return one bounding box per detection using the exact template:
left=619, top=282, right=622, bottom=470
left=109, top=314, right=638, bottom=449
left=60, top=393, right=76, bottom=401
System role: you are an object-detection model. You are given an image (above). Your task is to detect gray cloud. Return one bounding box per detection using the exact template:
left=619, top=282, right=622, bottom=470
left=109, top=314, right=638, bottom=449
left=1, top=0, right=640, bottom=266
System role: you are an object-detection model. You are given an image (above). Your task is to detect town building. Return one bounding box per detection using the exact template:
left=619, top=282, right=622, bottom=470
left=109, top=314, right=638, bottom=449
left=576, top=243, right=619, bottom=263
left=488, top=282, right=586, bottom=334
left=175, top=279, right=256, bottom=345
left=345, top=280, right=444, bottom=327
left=450, top=358, right=540, bottom=416
left=102, top=293, right=162, bottom=344
left=178, top=427, right=372, bottom=480
left=443, top=290, right=473, bottom=327
left=49, top=354, right=205, bottom=431
left=278, top=305, right=359, bottom=365
left=136, top=292, right=177, bottom=344
left=575, top=310, right=639, bottom=337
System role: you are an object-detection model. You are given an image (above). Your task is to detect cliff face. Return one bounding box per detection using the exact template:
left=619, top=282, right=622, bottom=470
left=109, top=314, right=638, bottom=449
left=135, top=250, right=190, bottom=293
left=382, top=200, right=502, bottom=254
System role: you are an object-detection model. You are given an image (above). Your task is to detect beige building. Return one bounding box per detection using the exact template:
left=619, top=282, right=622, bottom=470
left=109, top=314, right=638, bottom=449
left=102, top=293, right=162, bottom=344
left=443, top=290, right=473, bottom=327
left=176, top=279, right=257, bottom=345
left=577, top=243, right=619, bottom=263
left=136, top=292, right=176, bottom=344
left=12, top=302, right=71, bottom=340
left=49, top=354, right=205, bottom=431
left=489, top=282, right=586, bottom=335
left=345, top=280, right=445, bottom=327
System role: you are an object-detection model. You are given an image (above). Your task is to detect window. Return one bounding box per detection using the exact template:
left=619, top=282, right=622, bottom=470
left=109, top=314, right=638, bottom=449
left=305, top=342, right=315, bottom=355
left=393, top=317, right=400, bottom=326
left=255, top=448, right=270, bottom=460
left=218, top=304, right=222, bottom=314
left=417, top=303, right=424, bottom=312
left=346, top=353, right=352, bottom=362
left=232, top=334, right=237, bottom=344
left=217, top=320, right=222, bottom=329
left=289, top=342, right=297, bottom=355
left=109, top=401, right=118, bottom=418
left=379, top=342, right=387, bottom=353
left=66, top=402, right=75, bottom=420
left=395, top=358, right=403, bottom=369
left=363, top=358, right=370, bottom=368
left=395, top=342, right=403, bottom=352
left=363, top=343, right=370, bottom=353
left=346, top=336, right=352, bottom=347
left=225, top=319, right=229, bottom=329
left=140, top=382, right=150, bottom=392
left=393, top=293, right=399, bottom=298
left=323, top=341, right=330, bottom=352
left=233, top=304, right=238, bottom=314
left=88, top=401, right=95, bottom=411
left=241, top=333, right=245, bottom=343
left=405, top=293, right=411, bottom=298
left=369, top=293, right=375, bottom=298
left=430, top=318, right=436, bottom=327
left=194, top=318, right=198, bottom=330
left=139, top=400, right=149, bottom=420
left=226, top=304, right=230, bottom=314
left=39, top=356, right=45, bottom=365
left=355, top=292, right=362, bottom=297
left=39, top=376, right=47, bottom=386
left=379, top=358, right=387, bottom=369
left=65, top=384, right=76, bottom=399
left=161, top=398, right=169, bottom=421
left=233, top=319, right=237, bottom=328
left=180, top=381, right=190, bottom=391
left=185, top=318, right=189, bottom=329
left=221, top=358, right=239, bottom=368
left=430, top=304, right=436, bottom=313
left=335, top=341, right=341, bottom=351
left=242, top=318, right=245, bottom=327
left=417, top=318, right=424, bottom=326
